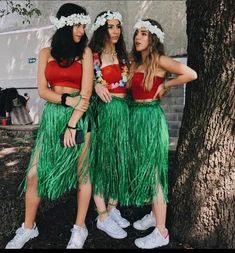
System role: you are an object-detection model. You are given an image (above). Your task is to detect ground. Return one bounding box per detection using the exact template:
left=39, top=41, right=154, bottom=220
left=0, top=128, right=192, bottom=249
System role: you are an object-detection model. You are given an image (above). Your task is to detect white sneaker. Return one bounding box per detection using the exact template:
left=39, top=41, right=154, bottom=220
left=97, top=215, right=127, bottom=239
left=66, top=224, right=88, bottom=249
left=109, top=208, right=130, bottom=228
left=134, top=228, right=169, bottom=249
left=133, top=211, right=156, bottom=230
left=5, top=223, right=39, bottom=249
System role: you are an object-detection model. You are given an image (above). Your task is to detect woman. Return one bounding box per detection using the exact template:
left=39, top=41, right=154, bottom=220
left=88, top=10, right=130, bottom=239
left=128, top=19, right=197, bottom=249
left=5, top=3, right=93, bottom=249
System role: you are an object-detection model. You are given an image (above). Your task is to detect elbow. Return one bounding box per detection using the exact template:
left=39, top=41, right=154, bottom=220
left=191, top=70, right=198, bottom=81
left=38, top=87, right=46, bottom=99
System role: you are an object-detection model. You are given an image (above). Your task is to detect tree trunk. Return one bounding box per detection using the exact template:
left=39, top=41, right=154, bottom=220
left=169, top=0, right=234, bottom=248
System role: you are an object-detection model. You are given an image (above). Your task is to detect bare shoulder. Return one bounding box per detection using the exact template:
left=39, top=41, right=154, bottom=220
left=83, top=46, right=92, bottom=58
left=159, top=55, right=175, bottom=65
left=39, top=47, right=51, bottom=59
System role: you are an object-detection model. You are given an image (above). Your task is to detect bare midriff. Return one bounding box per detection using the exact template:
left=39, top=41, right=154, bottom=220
left=51, top=86, right=80, bottom=95
left=134, top=98, right=159, bottom=102
left=110, top=93, right=126, bottom=98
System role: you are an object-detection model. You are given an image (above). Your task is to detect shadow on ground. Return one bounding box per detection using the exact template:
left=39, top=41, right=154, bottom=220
left=0, top=130, right=191, bottom=249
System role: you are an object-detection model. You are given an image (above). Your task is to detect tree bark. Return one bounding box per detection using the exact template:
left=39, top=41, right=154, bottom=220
left=169, top=0, right=234, bottom=248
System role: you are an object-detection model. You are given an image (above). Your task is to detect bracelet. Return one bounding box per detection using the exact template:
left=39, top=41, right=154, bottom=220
left=163, top=82, right=170, bottom=92
left=66, top=124, right=76, bottom=129
left=61, top=93, right=70, bottom=107
left=73, top=95, right=82, bottom=109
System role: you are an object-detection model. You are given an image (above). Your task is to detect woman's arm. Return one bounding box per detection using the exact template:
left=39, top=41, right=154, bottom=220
left=63, top=47, right=94, bottom=147
left=159, top=55, right=197, bottom=88
left=154, top=55, right=197, bottom=99
left=37, top=48, right=64, bottom=103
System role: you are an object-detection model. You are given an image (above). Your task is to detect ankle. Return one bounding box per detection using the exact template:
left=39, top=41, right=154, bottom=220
left=97, top=210, right=108, bottom=221
left=157, top=227, right=168, bottom=238
left=23, top=222, right=35, bottom=230
left=107, top=202, right=117, bottom=212
left=74, top=223, right=86, bottom=229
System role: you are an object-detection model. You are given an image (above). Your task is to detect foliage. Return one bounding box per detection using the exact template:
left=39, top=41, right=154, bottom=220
left=0, top=0, right=41, bottom=24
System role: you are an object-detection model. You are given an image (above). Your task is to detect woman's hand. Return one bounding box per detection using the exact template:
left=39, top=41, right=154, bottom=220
left=63, top=127, right=76, bottom=147
left=95, top=83, right=112, bottom=103
left=153, top=83, right=169, bottom=99
left=67, top=96, right=89, bottom=111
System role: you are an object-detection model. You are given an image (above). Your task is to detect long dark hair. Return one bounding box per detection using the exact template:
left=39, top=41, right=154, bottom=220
left=51, top=3, right=88, bottom=67
left=129, top=19, right=165, bottom=90
left=89, top=11, right=128, bottom=66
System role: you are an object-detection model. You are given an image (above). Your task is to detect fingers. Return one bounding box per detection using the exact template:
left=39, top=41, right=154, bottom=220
left=64, top=129, right=76, bottom=147
left=95, top=84, right=112, bottom=103
left=74, top=98, right=89, bottom=112
left=102, top=90, right=112, bottom=103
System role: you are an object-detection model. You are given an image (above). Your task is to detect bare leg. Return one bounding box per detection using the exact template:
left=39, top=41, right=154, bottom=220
left=107, top=198, right=118, bottom=212
left=75, top=133, right=92, bottom=227
left=94, top=195, right=108, bottom=220
left=24, top=152, right=41, bottom=229
left=152, top=185, right=168, bottom=237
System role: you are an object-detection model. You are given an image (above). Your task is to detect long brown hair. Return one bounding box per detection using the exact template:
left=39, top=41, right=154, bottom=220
left=128, top=19, right=165, bottom=91
left=88, top=11, right=128, bottom=66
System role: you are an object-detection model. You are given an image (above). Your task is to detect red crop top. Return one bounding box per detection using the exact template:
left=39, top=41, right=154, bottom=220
left=131, top=72, right=164, bottom=99
left=101, top=64, right=126, bottom=94
left=45, top=60, right=82, bottom=90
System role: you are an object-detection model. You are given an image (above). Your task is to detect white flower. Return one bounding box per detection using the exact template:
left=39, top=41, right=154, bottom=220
left=91, top=11, right=122, bottom=32
left=133, top=20, right=164, bottom=43
left=50, top=13, right=91, bottom=30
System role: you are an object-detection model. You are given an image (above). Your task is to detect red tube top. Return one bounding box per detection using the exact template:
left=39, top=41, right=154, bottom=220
left=131, top=72, right=164, bottom=99
left=45, top=60, right=82, bottom=90
left=101, top=64, right=126, bottom=94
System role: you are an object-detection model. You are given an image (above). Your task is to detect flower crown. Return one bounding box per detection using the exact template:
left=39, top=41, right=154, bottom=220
left=91, top=11, right=122, bottom=32
left=50, top=13, right=91, bottom=30
left=133, top=20, right=164, bottom=43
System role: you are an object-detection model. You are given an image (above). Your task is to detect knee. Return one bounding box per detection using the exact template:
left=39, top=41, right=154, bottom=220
left=26, top=173, right=38, bottom=187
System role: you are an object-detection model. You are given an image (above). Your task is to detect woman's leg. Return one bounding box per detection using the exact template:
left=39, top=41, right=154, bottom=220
left=75, top=133, right=92, bottom=227
left=24, top=152, right=41, bottom=228
left=152, top=185, right=168, bottom=237
left=94, top=195, right=108, bottom=220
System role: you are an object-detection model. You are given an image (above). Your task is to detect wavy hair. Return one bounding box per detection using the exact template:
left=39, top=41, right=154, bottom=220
left=129, top=19, right=165, bottom=90
left=89, top=11, right=128, bottom=66
left=51, top=3, right=88, bottom=67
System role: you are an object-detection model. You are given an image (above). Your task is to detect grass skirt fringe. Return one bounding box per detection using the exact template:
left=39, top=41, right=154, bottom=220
left=20, top=96, right=90, bottom=200
left=89, top=96, right=130, bottom=205
left=129, top=100, right=169, bottom=206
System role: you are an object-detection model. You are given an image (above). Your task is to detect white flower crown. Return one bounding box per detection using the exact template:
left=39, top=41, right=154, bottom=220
left=133, top=20, right=165, bottom=43
left=91, top=10, right=122, bottom=32
left=50, top=13, right=91, bottom=30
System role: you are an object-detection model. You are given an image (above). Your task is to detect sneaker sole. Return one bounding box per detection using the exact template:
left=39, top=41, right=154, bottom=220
left=133, top=223, right=156, bottom=230
left=5, top=230, right=39, bottom=249
left=118, top=222, right=130, bottom=229
left=97, top=225, right=127, bottom=239
left=134, top=239, right=169, bottom=249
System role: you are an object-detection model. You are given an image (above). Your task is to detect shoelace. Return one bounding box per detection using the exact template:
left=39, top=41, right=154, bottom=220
left=112, top=209, right=124, bottom=222
left=105, top=217, right=123, bottom=231
left=68, top=228, right=84, bottom=246
left=140, top=214, right=151, bottom=223
left=12, top=228, right=28, bottom=244
left=142, top=231, right=159, bottom=244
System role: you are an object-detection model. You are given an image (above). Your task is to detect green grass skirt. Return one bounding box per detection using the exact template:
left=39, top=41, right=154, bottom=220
left=128, top=100, right=169, bottom=206
left=20, top=96, right=90, bottom=200
left=89, top=96, right=130, bottom=205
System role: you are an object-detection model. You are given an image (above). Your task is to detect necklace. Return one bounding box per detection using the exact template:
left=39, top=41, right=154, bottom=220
left=93, top=53, right=128, bottom=89
left=102, top=49, right=117, bottom=63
